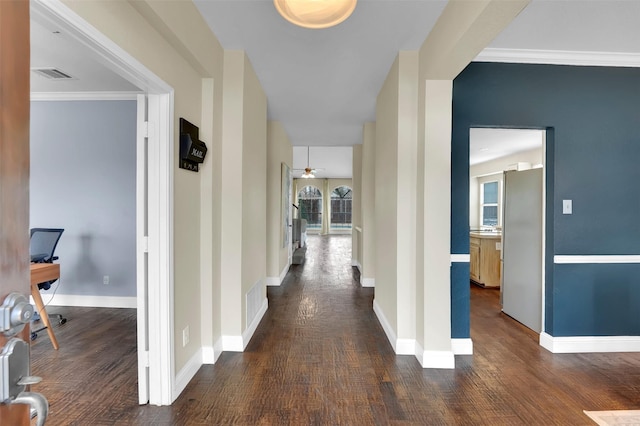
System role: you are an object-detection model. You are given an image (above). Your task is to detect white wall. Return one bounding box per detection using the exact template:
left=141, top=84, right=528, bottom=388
left=361, top=122, right=376, bottom=285
left=30, top=100, right=137, bottom=298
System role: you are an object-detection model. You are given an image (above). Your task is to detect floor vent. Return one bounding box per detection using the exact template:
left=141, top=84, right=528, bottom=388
left=31, top=67, right=75, bottom=80
left=246, top=279, right=264, bottom=327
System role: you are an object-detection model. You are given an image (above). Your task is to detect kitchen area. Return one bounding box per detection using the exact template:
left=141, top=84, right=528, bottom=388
left=469, top=128, right=545, bottom=333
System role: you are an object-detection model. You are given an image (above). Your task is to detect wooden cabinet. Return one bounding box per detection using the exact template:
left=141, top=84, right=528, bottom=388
left=469, top=233, right=501, bottom=288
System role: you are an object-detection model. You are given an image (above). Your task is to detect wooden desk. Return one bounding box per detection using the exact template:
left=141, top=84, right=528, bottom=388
left=30, top=263, right=60, bottom=350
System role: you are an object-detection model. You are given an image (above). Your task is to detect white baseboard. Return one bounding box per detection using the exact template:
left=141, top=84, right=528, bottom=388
left=396, top=338, right=415, bottom=355
left=266, top=264, right=290, bottom=287
left=30, top=294, right=137, bottom=308
left=421, top=350, right=455, bottom=369
left=373, top=299, right=397, bottom=352
left=173, top=348, right=203, bottom=400
left=202, top=338, right=223, bottom=364
left=221, top=335, right=244, bottom=352
left=265, top=277, right=280, bottom=287
left=351, top=259, right=361, bottom=271
left=361, top=277, right=375, bottom=288
left=540, top=332, right=640, bottom=353
left=452, top=338, right=473, bottom=355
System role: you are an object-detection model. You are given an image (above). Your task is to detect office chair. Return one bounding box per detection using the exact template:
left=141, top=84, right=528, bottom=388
left=30, top=228, right=67, bottom=340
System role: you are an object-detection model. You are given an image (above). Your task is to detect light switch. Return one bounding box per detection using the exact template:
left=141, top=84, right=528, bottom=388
left=563, top=199, right=572, bottom=215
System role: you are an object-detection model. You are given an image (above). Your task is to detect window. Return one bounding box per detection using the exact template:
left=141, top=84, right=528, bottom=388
left=330, top=186, right=352, bottom=229
left=481, top=181, right=499, bottom=226
left=298, top=186, right=322, bottom=228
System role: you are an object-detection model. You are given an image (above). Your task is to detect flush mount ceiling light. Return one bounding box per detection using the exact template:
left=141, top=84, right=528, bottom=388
left=274, top=0, right=357, bottom=29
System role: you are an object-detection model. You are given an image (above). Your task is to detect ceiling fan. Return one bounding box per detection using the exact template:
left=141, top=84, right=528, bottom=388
left=293, top=146, right=323, bottom=178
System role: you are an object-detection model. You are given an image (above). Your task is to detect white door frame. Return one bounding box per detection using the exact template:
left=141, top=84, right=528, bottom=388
left=32, top=0, right=175, bottom=406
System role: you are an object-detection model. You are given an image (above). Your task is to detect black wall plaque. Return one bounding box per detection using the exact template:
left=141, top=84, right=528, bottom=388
left=179, top=118, right=208, bottom=172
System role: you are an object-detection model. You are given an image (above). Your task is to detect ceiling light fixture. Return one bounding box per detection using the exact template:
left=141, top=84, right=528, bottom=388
left=301, top=146, right=315, bottom=178
left=273, top=0, right=357, bottom=29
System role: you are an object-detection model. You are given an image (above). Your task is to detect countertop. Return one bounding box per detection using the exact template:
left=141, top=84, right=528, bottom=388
left=470, top=231, right=502, bottom=239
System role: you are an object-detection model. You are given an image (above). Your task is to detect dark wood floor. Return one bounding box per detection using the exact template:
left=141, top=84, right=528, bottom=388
left=31, top=234, right=639, bottom=425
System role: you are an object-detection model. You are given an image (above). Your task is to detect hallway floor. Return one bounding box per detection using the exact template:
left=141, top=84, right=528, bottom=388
left=32, top=234, right=639, bottom=425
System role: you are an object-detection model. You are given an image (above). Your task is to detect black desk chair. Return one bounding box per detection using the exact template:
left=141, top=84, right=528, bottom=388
left=30, top=228, right=67, bottom=340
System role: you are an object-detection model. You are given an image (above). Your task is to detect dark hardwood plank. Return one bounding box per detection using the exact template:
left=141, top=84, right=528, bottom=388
left=31, top=235, right=640, bottom=425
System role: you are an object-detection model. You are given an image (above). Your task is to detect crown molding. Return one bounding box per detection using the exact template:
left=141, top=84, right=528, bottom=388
left=31, top=91, right=141, bottom=101
left=475, top=48, right=640, bottom=68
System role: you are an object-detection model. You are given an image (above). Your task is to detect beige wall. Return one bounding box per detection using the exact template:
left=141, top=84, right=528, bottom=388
left=62, top=0, right=225, bottom=373
left=351, top=144, right=362, bottom=266
left=361, top=122, right=376, bottom=283
left=374, top=52, right=418, bottom=343
left=221, top=51, right=268, bottom=336
left=374, top=54, right=400, bottom=333
left=267, top=122, right=293, bottom=283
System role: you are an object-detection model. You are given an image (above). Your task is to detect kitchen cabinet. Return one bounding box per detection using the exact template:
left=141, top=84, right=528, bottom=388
left=469, top=232, right=501, bottom=288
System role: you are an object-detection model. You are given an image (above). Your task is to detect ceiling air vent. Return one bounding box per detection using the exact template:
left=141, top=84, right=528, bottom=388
left=31, top=68, right=75, bottom=80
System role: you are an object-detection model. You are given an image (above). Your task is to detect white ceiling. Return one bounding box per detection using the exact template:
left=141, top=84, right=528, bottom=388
left=29, top=0, right=640, bottom=176
left=469, top=128, right=543, bottom=166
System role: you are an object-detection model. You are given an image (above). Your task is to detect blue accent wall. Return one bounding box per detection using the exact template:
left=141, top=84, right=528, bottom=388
left=452, top=62, right=640, bottom=337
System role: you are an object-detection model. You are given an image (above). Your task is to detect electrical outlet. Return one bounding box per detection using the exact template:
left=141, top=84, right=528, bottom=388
left=182, top=326, right=189, bottom=347
left=103, top=275, right=109, bottom=285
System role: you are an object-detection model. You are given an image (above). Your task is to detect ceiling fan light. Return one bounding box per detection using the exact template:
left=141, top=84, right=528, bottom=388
left=274, top=0, right=357, bottom=29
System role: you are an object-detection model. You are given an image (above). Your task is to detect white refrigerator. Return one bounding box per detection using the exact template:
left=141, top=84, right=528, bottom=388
left=501, top=168, right=543, bottom=333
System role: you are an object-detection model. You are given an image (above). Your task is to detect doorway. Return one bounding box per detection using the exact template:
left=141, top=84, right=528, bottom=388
left=469, top=128, right=546, bottom=333
left=31, top=0, right=174, bottom=405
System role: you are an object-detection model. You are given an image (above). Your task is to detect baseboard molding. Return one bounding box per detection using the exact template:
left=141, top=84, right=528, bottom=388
left=396, top=338, right=416, bottom=356
left=421, top=350, right=455, bottom=369
left=173, top=348, right=203, bottom=401
left=265, top=277, right=280, bottom=287
left=540, top=332, right=640, bottom=353
left=202, top=338, right=223, bottom=364
left=266, top=263, right=291, bottom=286
left=351, top=259, right=361, bottom=271
left=221, top=335, right=244, bottom=352
left=452, top=338, right=473, bottom=355
left=373, top=299, right=397, bottom=352
left=361, top=277, right=375, bottom=288
left=31, top=294, right=137, bottom=308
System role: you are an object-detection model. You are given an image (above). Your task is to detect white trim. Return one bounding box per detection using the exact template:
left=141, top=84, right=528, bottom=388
left=451, top=338, right=473, bottom=355
left=475, top=48, right=640, bottom=68
left=265, top=277, right=280, bottom=287
left=222, top=335, right=244, bottom=352
left=450, top=254, right=470, bottom=263
left=266, top=264, right=290, bottom=286
left=30, top=91, right=140, bottom=101
left=202, top=346, right=215, bottom=364
left=202, top=338, right=223, bottom=364
left=173, top=349, right=203, bottom=400
left=373, top=299, right=397, bottom=351
left=242, top=298, right=268, bottom=349
left=396, top=339, right=416, bottom=356
left=554, top=255, right=640, bottom=264
left=361, top=278, right=375, bottom=288
left=540, top=332, right=640, bottom=353
left=351, top=259, right=361, bottom=270
left=420, top=350, right=455, bottom=369
left=30, top=294, right=137, bottom=308
left=414, top=341, right=424, bottom=366
left=33, top=0, right=175, bottom=406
